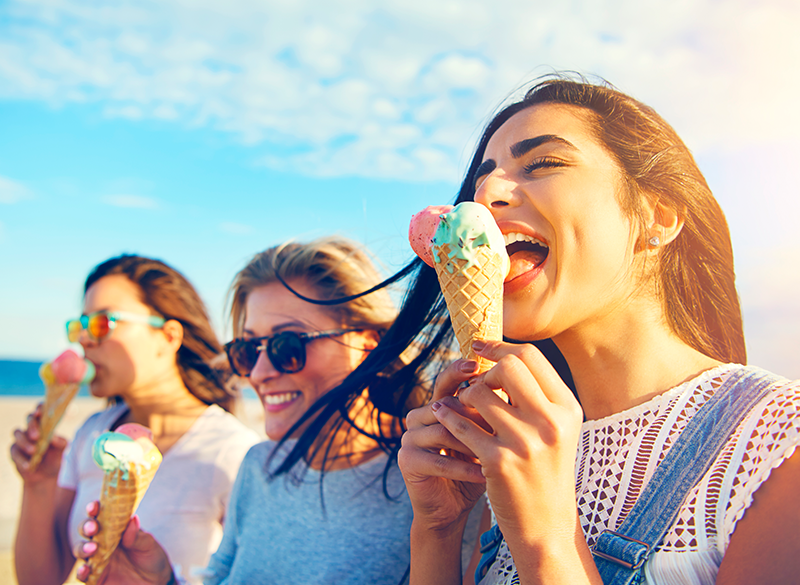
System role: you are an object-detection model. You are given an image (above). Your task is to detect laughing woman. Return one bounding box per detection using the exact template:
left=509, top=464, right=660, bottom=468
left=397, top=77, right=800, bottom=585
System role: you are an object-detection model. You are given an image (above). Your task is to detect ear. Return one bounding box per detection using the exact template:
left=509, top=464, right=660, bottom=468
left=644, top=197, right=684, bottom=248
left=359, top=329, right=381, bottom=352
left=161, top=319, right=184, bottom=354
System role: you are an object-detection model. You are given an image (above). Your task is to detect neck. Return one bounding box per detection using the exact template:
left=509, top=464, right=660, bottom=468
left=553, top=296, right=722, bottom=420
left=306, top=389, right=391, bottom=471
left=121, top=365, right=209, bottom=450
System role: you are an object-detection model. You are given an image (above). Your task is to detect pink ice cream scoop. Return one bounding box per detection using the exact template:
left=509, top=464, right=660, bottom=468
left=409, top=205, right=454, bottom=267
left=49, top=349, right=94, bottom=385
left=116, top=423, right=154, bottom=442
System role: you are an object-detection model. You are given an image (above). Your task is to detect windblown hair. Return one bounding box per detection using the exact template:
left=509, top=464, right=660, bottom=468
left=229, top=237, right=397, bottom=339
left=457, top=75, right=745, bottom=364
left=85, top=254, right=234, bottom=411
left=228, top=237, right=437, bottom=485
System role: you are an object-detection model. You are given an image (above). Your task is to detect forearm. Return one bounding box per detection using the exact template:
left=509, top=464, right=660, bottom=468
left=15, top=480, right=74, bottom=585
left=409, top=519, right=466, bottom=585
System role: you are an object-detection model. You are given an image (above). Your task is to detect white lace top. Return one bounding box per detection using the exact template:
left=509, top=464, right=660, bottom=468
left=481, top=364, right=799, bottom=585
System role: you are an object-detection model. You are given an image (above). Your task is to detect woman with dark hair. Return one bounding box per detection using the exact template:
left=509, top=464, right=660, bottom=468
left=74, top=237, right=480, bottom=584
left=11, top=254, right=259, bottom=585
left=397, top=76, right=800, bottom=584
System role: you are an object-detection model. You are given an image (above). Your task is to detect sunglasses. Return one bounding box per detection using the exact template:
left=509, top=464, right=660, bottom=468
left=66, top=310, right=166, bottom=343
left=224, top=329, right=360, bottom=376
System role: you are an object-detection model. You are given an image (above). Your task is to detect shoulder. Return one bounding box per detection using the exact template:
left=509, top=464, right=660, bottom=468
left=184, top=405, right=261, bottom=452
left=200, top=405, right=260, bottom=439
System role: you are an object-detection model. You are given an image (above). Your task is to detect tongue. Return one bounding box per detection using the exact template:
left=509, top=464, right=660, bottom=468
left=506, top=249, right=546, bottom=281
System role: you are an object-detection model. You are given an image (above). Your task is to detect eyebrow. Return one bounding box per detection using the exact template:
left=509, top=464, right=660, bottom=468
left=243, top=321, right=308, bottom=338
left=510, top=134, right=576, bottom=158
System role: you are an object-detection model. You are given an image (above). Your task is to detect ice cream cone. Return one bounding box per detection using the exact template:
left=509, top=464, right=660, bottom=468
left=85, top=459, right=161, bottom=585
left=433, top=242, right=504, bottom=374
left=29, top=382, right=82, bottom=471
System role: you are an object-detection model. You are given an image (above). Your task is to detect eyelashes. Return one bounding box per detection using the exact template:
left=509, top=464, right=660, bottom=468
left=523, top=157, right=566, bottom=173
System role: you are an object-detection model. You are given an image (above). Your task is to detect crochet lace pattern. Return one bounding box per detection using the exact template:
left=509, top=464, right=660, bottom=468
left=482, top=364, right=799, bottom=585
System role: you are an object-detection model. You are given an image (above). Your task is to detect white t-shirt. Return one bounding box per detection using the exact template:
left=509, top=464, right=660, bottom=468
left=58, top=403, right=260, bottom=584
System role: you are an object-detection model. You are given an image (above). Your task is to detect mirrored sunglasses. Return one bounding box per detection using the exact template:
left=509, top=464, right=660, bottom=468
left=224, top=328, right=360, bottom=376
left=66, top=310, right=166, bottom=343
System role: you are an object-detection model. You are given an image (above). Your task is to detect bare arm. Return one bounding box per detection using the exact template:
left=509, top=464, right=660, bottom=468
left=716, top=448, right=800, bottom=584
left=11, top=403, right=77, bottom=585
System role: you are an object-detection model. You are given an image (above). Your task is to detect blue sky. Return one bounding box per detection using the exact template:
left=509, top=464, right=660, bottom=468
left=1, top=0, right=798, bottom=378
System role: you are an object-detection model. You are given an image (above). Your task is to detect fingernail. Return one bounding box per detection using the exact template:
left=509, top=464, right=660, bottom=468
left=430, top=401, right=442, bottom=412
left=460, top=360, right=478, bottom=373
left=82, top=541, right=98, bottom=555
left=76, top=564, right=89, bottom=580
left=84, top=520, right=97, bottom=536
left=472, top=340, right=486, bottom=352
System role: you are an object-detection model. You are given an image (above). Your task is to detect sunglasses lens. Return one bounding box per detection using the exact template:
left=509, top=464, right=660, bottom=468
left=88, top=314, right=111, bottom=340
left=66, top=320, right=83, bottom=343
left=268, top=332, right=305, bottom=373
left=227, top=340, right=259, bottom=377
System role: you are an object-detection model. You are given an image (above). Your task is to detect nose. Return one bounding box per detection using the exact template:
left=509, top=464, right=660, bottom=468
left=78, top=329, right=99, bottom=350
left=473, top=169, right=518, bottom=209
left=249, top=349, right=281, bottom=388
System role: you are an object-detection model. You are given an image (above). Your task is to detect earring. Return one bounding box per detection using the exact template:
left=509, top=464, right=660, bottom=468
left=649, top=235, right=661, bottom=247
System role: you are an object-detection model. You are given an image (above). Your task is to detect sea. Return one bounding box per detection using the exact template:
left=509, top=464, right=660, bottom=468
left=0, top=358, right=259, bottom=400
left=0, top=359, right=92, bottom=397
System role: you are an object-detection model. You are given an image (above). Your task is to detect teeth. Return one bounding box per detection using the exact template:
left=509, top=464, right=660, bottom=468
left=264, top=391, right=301, bottom=405
left=503, top=232, right=548, bottom=247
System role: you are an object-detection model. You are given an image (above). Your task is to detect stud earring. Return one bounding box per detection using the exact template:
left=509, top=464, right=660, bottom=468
left=649, top=235, right=661, bottom=247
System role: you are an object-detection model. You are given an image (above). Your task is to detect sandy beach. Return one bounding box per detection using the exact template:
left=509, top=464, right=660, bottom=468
left=1, top=396, right=265, bottom=585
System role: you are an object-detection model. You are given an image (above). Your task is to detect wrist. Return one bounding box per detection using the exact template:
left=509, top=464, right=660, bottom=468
left=23, top=476, right=58, bottom=496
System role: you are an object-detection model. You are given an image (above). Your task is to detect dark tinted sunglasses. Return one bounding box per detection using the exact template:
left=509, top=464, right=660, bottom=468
left=224, top=328, right=360, bottom=376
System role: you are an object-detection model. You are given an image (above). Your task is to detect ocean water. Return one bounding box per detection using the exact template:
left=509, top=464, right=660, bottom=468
left=0, top=359, right=92, bottom=397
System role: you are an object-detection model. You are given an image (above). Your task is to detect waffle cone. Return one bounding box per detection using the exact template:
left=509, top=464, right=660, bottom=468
left=85, top=459, right=161, bottom=585
left=29, top=383, right=81, bottom=471
left=433, top=243, right=504, bottom=374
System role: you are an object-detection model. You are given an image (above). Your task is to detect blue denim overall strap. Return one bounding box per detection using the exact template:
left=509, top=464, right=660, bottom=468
left=592, top=366, right=784, bottom=585
left=475, top=522, right=504, bottom=583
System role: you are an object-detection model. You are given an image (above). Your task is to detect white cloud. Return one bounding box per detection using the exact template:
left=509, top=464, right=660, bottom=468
left=0, top=0, right=798, bottom=181
left=0, top=176, right=33, bottom=203
left=101, top=194, right=159, bottom=209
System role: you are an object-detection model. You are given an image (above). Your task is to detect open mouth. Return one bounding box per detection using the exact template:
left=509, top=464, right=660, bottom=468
left=504, top=232, right=550, bottom=274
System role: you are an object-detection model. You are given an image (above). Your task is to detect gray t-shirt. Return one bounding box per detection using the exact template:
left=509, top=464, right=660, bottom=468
left=202, top=441, right=414, bottom=585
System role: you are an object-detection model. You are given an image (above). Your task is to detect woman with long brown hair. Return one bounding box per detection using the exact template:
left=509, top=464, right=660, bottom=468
left=11, top=254, right=259, bottom=585
left=398, top=76, right=799, bottom=584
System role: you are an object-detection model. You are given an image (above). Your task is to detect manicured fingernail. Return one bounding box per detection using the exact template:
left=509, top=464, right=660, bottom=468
left=76, top=564, right=89, bottom=580
left=430, top=401, right=442, bottom=412
left=460, top=360, right=478, bottom=373
left=82, top=541, right=98, bottom=555
left=84, top=520, right=98, bottom=536
left=472, top=340, right=486, bottom=352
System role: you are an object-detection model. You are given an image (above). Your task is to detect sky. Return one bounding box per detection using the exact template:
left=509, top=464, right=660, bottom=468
left=0, top=0, right=798, bottom=378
